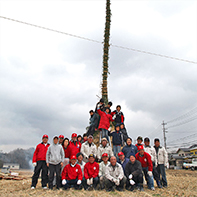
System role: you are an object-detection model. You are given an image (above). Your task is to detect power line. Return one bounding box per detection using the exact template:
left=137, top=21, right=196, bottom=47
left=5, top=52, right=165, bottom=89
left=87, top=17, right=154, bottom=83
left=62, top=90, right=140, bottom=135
left=167, top=133, right=197, bottom=144
left=167, top=106, right=197, bottom=124
left=1, top=16, right=197, bottom=65
left=167, top=115, right=197, bottom=129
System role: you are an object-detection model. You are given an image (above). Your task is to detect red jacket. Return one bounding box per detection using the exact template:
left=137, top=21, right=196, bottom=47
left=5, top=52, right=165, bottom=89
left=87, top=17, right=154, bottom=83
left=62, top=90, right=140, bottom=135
left=135, top=152, right=153, bottom=171
left=97, top=109, right=114, bottom=130
left=62, top=146, right=70, bottom=158
left=84, top=162, right=99, bottom=179
left=61, top=163, right=83, bottom=181
left=32, top=143, right=50, bottom=162
left=68, top=141, right=81, bottom=158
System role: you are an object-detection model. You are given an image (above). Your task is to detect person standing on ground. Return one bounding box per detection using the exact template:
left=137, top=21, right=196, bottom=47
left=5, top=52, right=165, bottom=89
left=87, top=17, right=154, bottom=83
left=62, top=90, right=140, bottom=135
left=59, top=135, right=64, bottom=145
left=135, top=136, right=144, bottom=150
left=81, top=135, right=97, bottom=163
left=117, top=152, right=129, bottom=173
left=31, top=134, right=50, bottom=190
left=122, top=137, right=137, bottom=159
left=62, top=138, right=70, bottom=169
left=154, top=138, right=168, bottom=188
left=68, top=133, right=81, bottom=157
left=97, top=138, right=114, bottom=162
left=144, top=137, right=162, bottom=188
left=46, top=136, right=64, bottom=190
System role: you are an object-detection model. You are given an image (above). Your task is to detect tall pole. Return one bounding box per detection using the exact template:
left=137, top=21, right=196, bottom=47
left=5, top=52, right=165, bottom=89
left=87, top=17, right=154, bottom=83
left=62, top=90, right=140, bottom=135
left=162, top=121, right=167, bottom=149
left=102, top=0, right=111, bottom=105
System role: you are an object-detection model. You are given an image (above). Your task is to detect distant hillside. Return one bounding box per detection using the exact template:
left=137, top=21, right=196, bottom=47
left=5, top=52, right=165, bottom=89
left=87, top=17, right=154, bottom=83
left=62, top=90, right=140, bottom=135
left=0, top=147, right=35, bottom=169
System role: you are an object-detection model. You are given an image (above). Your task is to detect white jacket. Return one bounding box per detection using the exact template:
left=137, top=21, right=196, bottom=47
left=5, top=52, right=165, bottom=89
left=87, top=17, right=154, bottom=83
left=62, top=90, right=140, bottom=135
left=144, top=145, right=157, bottom=164
left=105, top=162, right=124, bottom=181
left=81, top=141, right=97, bottom=162
left=97, top=144, right=114, bottom=161
left=154, top=146, right=168, bottom=166
left=99, top=161, right=110, bottom=177
left=77, top=160, right=86, bottom=176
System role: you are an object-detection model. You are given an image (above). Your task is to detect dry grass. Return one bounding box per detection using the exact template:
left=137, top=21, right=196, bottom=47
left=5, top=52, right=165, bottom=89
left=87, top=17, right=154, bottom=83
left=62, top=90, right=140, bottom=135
left=0, top=169, right=197, bottom=197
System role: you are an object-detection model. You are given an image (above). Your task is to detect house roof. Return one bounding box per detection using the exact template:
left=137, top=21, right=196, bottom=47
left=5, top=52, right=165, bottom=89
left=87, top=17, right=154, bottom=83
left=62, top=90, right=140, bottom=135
left=3, top=163, right=20, bottom=166
left=176, top=148, right=190, bottom=153
left=189, top=144, right=197, bottom=149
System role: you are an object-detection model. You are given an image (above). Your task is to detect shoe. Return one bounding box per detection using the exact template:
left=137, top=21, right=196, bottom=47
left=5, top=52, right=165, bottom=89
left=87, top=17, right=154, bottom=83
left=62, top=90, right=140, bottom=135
left=150, top=187, right=155, bottom=191
left=87, top=186, right=93, bottom=191
left=116, top=187, right=123, bottom=191
left=106, top=188, right=112, bottom=192
left=106, top=187, right=114, bottom=192
left=163, top=185, right=167, bottom=188
left=31, top=186, right=35, bottom=190
left=130, top=187, right=135, bottom=191
left=42, top=187, right=48, bottom=190
left=125, top=187, right=130, bottom=191
left=140, top=187, right=144, bottom=192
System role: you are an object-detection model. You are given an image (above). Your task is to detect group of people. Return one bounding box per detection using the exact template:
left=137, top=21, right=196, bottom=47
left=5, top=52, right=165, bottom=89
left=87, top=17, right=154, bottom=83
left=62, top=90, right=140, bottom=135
left=31, top=133, right=168, bottom=192
left=31, top=99, right=168, bottom=192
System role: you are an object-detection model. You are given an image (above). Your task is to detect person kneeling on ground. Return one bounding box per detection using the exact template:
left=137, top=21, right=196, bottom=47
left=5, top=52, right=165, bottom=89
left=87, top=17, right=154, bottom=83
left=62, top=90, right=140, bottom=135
left=135, top=145, right=155, bottom=191
left=99, top=153, right=110, bottom=190
left=125, top=155, right=144, bottom=191
left=105, top=156, right=126, bottom=192
left=61, top=155, right=83, bottom=190
left=84, top=154, right=99, bottom=190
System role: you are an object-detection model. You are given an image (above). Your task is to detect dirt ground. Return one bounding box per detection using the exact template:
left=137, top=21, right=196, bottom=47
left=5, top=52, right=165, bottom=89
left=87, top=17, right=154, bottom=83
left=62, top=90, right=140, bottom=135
left=0, top=169, right=197, bottom=197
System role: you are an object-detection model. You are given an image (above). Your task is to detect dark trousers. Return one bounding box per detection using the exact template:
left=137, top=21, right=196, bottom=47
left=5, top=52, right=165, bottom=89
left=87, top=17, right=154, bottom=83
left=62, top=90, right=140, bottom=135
left=105, top=178, right=125, bottom=190
left=87, top=125, right=95, bottom=136
left=153, top=162, right=160, bottom=181
left=63, top=179, right=82, bottom=190
left=31, top=160, right=48, bottom=187
left=84, top=177, right=99, bottom=189
left=49, top=163, right=61, bottom=189
left=156, top=164, right=167, bottom=187
left=126, top=174, right=143, bottom=189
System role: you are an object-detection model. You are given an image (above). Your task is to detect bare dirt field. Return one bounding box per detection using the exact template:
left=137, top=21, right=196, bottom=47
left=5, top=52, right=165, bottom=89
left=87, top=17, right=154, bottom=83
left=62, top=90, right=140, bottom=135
left=0, top=169, right=197, bottom=197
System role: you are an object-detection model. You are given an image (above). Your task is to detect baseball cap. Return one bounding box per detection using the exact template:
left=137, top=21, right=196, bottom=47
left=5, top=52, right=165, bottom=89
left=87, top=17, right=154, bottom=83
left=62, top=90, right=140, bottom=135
left=42, top=134, right=48, bottom=139
left=118, top=152, right=124, bottom=157
left=72, top=133, right=77, bottom=138
left=70, top=155, right=77, bottom=160
left=102, top=153, right=108, bottom=157
left=59, top=135, right=64, bottom=139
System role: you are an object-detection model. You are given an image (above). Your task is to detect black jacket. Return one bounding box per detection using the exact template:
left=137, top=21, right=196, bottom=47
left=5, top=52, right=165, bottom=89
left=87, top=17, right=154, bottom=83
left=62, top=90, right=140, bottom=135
left=125, top=160, right=142, bottom=179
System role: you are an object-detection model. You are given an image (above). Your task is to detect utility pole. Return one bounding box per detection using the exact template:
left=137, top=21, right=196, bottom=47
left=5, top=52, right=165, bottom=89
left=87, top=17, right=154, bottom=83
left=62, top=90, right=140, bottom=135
left=162, top=121, right=167, bottom=149
left=102, top=0, right=111, bottom=105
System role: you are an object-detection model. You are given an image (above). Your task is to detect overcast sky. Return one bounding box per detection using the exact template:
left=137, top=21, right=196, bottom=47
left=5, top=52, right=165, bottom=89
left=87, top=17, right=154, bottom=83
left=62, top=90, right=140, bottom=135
left=0, top=0, right=197, bottom=152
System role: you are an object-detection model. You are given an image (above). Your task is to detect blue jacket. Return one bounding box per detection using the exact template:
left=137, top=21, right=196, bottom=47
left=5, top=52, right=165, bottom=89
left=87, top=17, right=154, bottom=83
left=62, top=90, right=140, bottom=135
left=109, top=130, right=123, bottom=146
left=117, top=157, right=129, bottom=173
left=122, top=144, right=137, bottom=159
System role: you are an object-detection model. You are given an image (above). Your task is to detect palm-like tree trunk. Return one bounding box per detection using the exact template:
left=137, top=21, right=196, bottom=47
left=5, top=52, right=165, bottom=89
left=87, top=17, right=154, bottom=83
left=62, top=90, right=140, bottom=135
left=102, top=0, right=111, bottom=105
